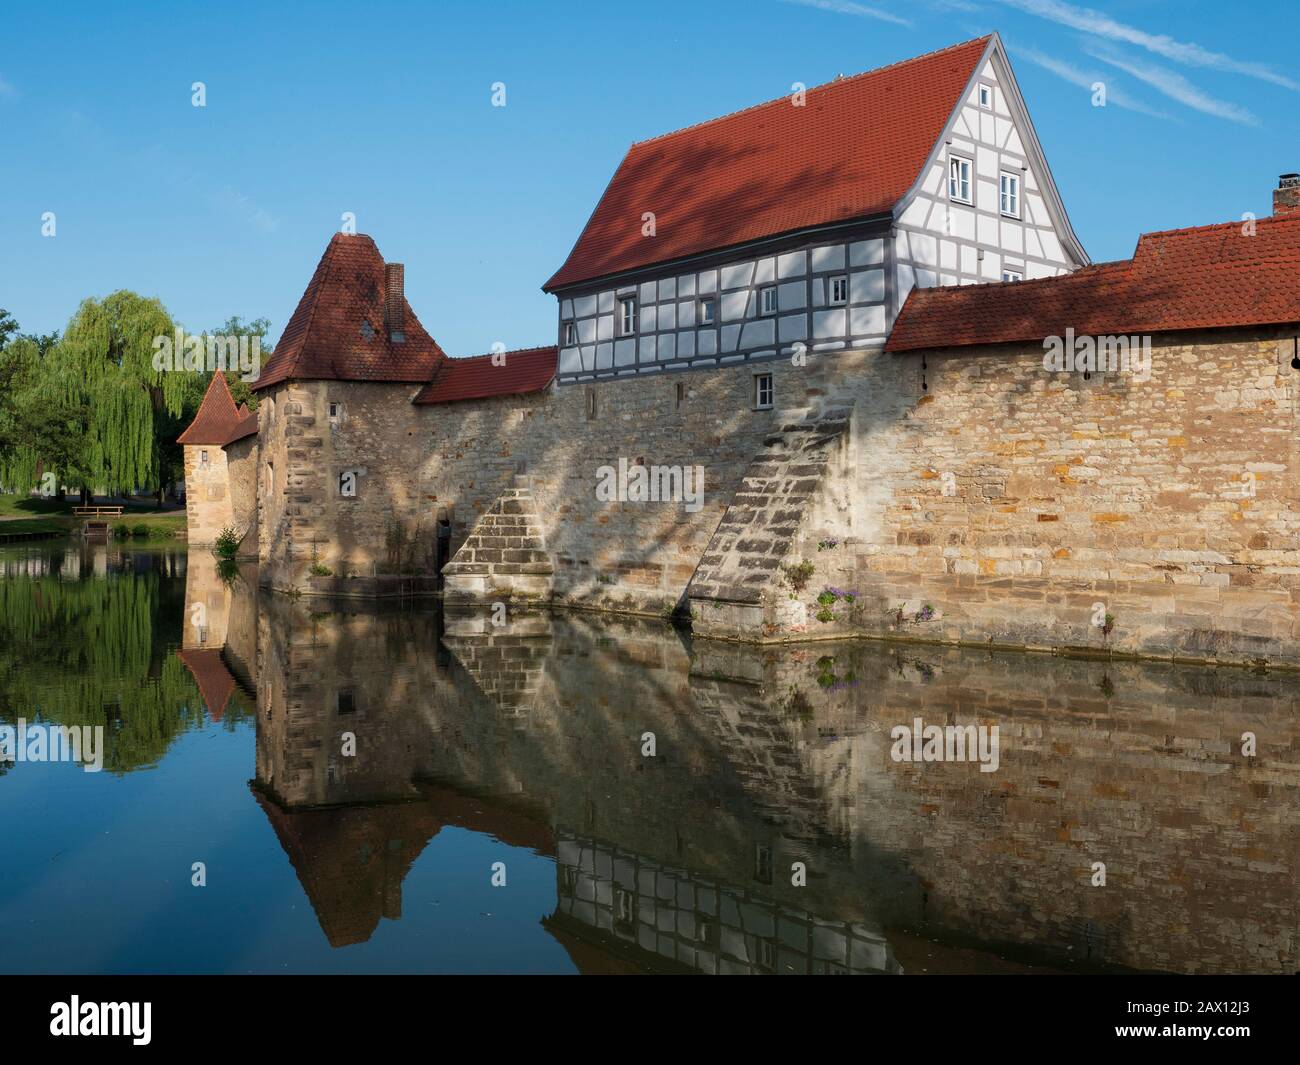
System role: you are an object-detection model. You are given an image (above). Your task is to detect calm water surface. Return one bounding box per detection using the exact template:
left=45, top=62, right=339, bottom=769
left=1, top=542, right=1296, bottom=974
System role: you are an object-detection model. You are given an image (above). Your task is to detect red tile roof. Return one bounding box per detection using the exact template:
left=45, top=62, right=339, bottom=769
left=177, top=371, right=257, bottom=446
left=886, top=214, right=1300, bottom=353
left=544, top=36, right=991, bottom=291
left=412, top=346, right=557, bottom=405
left=254, top=233, right=447, bottom=390
left=177, top=648, right=237, bottom=723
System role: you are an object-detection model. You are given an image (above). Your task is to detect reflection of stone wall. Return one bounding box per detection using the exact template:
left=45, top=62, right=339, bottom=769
left=240, top=587, right=1300, bottom=973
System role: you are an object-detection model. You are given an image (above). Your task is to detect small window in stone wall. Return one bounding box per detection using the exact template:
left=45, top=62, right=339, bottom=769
left=337, top=689, right=355, bottom=715
left=328, top=401, right=342, bottom=427
left=675, top=381, right=686, bottom=410
left=586, top=387, right=597, bottom=420
left=199, top=449, right=209, bottom=466
left=753, top=372, right=774, bottom=410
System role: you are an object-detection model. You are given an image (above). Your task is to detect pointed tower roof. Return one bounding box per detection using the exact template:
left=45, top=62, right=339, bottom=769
left=177, top=370, right=256, bottom=445
left=253, top=233, right=447, bottom=390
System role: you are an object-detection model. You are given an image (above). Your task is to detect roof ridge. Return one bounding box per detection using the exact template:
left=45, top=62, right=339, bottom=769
left=628, top=34, right=992, bottom=150
left=1136, top=213, right=1300, bottom=245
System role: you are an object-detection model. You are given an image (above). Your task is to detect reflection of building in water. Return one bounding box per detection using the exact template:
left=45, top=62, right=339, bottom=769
left=217, top=579, right=1300, bottom=973
left=551, top=831, right=899, bottom=975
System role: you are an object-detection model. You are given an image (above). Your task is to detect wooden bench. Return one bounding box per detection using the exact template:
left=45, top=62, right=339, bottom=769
left=73, top=506, right=124, bottom=518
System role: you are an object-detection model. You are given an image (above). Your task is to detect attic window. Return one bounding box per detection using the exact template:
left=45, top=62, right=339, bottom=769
left=979, top=84, right=992, bottom=109
left=360, top=320, right=375, bottom=340
left=948, top=156, right=972, bottom=204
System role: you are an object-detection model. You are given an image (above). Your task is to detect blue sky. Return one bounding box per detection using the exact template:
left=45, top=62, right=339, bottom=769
left=2, top=0, right=1297, bottom=353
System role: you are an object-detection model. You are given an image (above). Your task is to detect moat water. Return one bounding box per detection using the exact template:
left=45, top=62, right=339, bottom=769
left=1, top=541, right=1296, bottom=974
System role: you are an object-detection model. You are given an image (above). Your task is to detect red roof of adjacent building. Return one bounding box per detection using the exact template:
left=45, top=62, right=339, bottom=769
left=254, top=233, right=447, bottom=390
left=412, top=346, right=557, bottom=405
left=886, top=213, right=1300, bottom=353
left=177, top=371, right=258, bottom=446
left=177, top=648, right=237, bottom=723
left=544, top=36, right=992, bottom=291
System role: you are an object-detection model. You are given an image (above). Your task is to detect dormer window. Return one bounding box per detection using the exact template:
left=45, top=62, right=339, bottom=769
left=1000, top=171, right=1021, bottom=218
left=563, top=321, right=577, bottom=346
left=619, top=296, right=638, bottom=336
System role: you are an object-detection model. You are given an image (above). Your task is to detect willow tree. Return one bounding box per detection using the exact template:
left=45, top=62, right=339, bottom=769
left=48, top=291, right=192, bottom=498
left=0, top=335, right=92, bottom=496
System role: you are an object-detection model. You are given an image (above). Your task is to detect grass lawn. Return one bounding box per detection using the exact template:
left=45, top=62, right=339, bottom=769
left=0, top=494, right=187, bottom=540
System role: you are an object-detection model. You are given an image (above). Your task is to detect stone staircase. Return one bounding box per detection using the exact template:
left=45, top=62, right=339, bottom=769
left=442, top=475, right=554, bottom=602
left=687, top=401, right=853, bottom=639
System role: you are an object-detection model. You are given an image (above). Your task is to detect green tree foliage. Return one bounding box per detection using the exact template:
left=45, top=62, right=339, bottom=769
left=0, top=302, right=273, bottom=499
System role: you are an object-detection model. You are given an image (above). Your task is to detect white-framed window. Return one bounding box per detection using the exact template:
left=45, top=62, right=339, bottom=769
left=753, top=372, right=774, bottom=410
left=1000, top=171, right=1021, bottom=218
left=1002, top=270, right=1023, bottom=282
left=828, top=275, right=848, bottom=305
left=949, top=156, right=972, bottom=204
left=978, top=84, right=992, bottom=109
left=760, top=286, right=777, bottom=315
left=619, top=296, right=637, bottom=335
left=699, top=296, right=715, bottom=324
left=563, top=321, right=577, bottom=346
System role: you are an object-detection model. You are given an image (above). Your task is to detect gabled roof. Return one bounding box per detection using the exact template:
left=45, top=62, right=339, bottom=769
left=885, top=213, right=1300, bottom=352
left=412, top=346, right=557, bottom=405
left=177, top=371, right=257, bottom=446
left=254, top=233, right=447, bottom=390
left=544, top=36, right=992, bottom=292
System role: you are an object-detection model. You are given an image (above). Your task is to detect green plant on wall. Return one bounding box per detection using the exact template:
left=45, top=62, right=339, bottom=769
left=214, top=525, right=239, bottom=560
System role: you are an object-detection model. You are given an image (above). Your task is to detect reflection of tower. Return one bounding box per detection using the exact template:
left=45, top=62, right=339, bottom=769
left=251, top=788, right=445, bottom=948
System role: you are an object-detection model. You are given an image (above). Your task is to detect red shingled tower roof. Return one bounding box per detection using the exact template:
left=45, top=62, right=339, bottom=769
left=177, top=371, right=256, bottom=445
left=544, top=35, right=992, bottom=291
left=254, top=233, right=447, bottom=390
left=886, top=213, right=1300, bottom=353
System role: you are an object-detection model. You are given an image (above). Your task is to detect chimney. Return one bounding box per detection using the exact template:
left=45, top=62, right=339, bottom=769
left=385, top=262, right=405, bottom=342
left=1275, top=173, right=1300, bottom=217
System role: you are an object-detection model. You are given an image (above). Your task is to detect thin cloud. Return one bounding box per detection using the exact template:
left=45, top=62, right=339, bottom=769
left=1086, top=45, right=1259, bottom=126
left=1010, top=42, right=1170, bottom=119
left=782, top=0, right=912, bottom=29
left=996, top=0, right=1298, bottom=91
